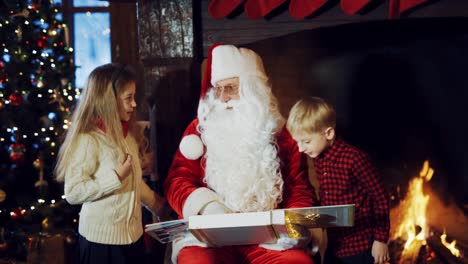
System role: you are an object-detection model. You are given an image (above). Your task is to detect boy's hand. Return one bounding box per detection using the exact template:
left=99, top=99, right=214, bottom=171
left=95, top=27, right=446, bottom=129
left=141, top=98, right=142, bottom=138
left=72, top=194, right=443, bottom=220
left=371, top=240, right=390, bottom=264
left=259, top=225, right=310, bottom=251
left=115, top=153, right=132, bottom=181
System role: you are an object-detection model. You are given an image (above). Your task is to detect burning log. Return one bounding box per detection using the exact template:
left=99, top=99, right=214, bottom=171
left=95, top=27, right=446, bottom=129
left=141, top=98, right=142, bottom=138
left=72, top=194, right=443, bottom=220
left=426, top=235, right=468, bottom=264
left=398, top=239, right=424, bottom=264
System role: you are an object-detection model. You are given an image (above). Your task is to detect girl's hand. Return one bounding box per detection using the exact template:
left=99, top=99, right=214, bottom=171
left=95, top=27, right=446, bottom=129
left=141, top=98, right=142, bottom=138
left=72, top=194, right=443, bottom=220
left=115, top=154, right=132, bottom=181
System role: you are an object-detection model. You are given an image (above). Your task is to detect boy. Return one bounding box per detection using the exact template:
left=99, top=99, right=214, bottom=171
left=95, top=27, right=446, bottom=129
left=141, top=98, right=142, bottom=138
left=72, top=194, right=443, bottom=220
left=286, top=97, right=390, bottom=264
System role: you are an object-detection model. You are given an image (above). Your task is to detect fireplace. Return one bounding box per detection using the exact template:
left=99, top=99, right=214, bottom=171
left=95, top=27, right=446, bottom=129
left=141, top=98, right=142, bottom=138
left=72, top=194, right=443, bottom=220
left=388, top=161, right=467, bottom=263
left=243, top=17, right=468, bottom=263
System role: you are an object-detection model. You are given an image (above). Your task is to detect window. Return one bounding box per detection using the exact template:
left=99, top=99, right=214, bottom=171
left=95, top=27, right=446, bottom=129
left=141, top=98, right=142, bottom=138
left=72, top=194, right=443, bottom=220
left=61, top=0, right=111, bottom=88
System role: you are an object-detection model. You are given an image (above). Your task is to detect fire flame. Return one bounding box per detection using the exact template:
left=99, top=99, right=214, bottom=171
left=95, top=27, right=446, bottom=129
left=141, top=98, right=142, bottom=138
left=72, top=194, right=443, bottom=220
left=394, top=160, right=433, bottom=248
left=393, top=160, right=461, bottom=258
left=440, top=231, right=460, bottom=257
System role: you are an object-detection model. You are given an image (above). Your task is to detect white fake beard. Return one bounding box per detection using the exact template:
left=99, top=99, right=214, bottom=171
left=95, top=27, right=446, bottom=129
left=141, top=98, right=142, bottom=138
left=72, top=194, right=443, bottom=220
left=198, top=94, right=284, bottom=213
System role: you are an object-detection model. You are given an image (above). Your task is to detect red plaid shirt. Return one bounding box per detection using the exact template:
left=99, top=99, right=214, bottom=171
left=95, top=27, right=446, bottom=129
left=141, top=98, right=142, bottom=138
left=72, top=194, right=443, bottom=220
left=313, top=137, right=390, bottom=258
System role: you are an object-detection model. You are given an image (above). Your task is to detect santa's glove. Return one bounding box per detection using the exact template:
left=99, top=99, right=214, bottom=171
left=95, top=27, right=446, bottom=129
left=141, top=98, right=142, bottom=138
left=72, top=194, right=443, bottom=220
left=200, top=200, right=233, bottom=215
left=259, top=225, right=311, bottom=251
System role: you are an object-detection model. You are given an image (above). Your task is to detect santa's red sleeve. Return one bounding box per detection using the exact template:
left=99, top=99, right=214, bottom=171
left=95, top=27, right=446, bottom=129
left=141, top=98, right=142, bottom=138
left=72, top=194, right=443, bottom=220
left=163, top=119, right=221, bottom=218
left=277, top=127, right=319, bottom=208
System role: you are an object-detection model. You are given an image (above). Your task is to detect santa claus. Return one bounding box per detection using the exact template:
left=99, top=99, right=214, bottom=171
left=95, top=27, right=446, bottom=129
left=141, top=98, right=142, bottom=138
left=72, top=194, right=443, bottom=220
left=164, top=44, right=318, bottom=263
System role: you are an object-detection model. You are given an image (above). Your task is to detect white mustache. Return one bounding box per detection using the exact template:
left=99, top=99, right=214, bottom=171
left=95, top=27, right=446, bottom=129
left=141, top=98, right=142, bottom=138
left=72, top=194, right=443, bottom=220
left=214, top=99, right=241, bottom=109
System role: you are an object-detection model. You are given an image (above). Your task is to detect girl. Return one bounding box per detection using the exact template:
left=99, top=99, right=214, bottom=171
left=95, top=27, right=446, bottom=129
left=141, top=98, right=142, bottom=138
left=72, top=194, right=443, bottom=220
left=55, top=63, right=164, bottom=264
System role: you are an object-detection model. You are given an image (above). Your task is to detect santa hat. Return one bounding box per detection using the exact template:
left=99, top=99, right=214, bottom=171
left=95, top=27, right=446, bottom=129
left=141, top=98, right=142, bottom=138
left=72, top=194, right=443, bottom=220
left=210, top=45, right=268, bottom=87
left=200, top=43, right=221, bottom=99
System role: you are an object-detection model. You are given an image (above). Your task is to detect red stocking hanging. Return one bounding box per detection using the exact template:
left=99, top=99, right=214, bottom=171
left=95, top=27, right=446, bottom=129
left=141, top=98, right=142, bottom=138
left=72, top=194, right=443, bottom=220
left=388, top=0, right=429, bottom=18
left=245, top=0, right=287, bottom=19
left=208, top=0, right=244, bottom=19
left=388, top=0, right=400, bottom=18
left=399, top=0, right=429, bottom=14
left=289, top=0, right=328, bottom=19
left=340, top=0, right=371, bottom=15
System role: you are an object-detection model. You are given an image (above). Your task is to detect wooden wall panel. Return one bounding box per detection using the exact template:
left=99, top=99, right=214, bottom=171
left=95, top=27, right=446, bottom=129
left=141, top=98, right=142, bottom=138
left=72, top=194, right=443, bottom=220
left=110, top=2, right=139, bottom=64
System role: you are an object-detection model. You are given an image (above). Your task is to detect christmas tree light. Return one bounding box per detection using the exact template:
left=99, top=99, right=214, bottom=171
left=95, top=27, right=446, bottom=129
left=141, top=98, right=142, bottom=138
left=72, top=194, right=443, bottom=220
left=0, top=0, right=80, bottom=261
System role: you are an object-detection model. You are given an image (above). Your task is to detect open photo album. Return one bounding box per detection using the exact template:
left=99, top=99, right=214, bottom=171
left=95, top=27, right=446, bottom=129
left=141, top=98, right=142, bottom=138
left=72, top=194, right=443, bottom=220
left=145, top=204, right=355, bottom=247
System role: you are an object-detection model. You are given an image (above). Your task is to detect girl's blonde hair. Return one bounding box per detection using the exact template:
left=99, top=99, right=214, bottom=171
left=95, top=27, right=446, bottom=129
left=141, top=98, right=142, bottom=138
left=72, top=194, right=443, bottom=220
left=287, top=97, right=336, bottom=135
left=55, top=63, right=144, bottom=182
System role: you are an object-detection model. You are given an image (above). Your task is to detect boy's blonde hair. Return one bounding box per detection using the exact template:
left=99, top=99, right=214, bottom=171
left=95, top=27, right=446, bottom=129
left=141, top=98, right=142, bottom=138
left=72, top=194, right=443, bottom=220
left=55, top=63, right=144, bottom=182
left=287, top=97, right=336, bottom=135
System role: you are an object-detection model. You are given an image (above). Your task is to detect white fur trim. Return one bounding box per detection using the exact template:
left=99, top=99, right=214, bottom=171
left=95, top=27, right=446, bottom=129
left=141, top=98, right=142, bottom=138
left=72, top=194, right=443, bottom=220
left=179, top=134, right=204, bottom=160
left=211, top=45, right=268, bottom=85
left=171, top=231, right=207, bottom=264
left=182, top=187, right=219, bottom=217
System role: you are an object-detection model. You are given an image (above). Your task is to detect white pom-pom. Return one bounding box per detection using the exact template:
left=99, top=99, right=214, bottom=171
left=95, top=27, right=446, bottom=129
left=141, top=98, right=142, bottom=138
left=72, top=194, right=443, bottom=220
left=179, top=134, right=204, bottom=160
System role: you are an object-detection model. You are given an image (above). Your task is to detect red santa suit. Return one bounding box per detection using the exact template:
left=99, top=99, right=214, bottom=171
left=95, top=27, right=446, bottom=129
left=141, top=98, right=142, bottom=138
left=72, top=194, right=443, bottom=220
left=164, top=119, right=317, bottom=264
left=165, top=118, right=315, bottom=216
left=163, top=45, right=318, bottom=264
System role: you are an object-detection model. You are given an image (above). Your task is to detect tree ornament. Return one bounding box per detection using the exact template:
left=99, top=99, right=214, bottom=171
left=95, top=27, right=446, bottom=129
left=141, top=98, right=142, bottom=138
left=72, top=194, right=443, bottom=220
left=9, top=143, right=26, bottom=163
left=37, top=79, right=44, bottom=88
left=19, top=47, right=28, bottom=61
left=0, top=70, right=7, bottom=84
left=10, top=208, right=24, bottom=220
left=11, top=9, right=30, bottom=18
left=60, top=78, right=69, bottom=86
left=0, top=189, right=6, bottom=203
left=16, top=25, right=23, bottom=41
left=47, top=24, right=59, bottom=37
left=34, top=154, right=49, bottom=200
left=9, top=92, right=24, bottom=106
left=41, top=217, right=51, bottom=231
left=0, top=227, right=7, bottom=253
left=34, top=172, right=48, bottom=187
left=48, top=89, right=66, bottom=111
left=0, top=241, right=7, bottom=253
left=37, top=36, right=48, bottom=49
left=63, top=25, right=70, bottom=47
left=33, top=158, right=42, bottom=169
left=39, top=115, right=53, bottom=127
left=65, top=233, right=77, bottom=245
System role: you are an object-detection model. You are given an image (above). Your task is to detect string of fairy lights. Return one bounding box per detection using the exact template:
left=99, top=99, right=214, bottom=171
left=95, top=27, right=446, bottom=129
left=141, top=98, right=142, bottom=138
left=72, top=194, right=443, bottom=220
left=0, top=195, right=77, bottom=225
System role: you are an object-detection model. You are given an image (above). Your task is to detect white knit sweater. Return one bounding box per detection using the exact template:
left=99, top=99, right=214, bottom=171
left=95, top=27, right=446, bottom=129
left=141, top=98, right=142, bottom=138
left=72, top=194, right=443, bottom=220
left=64, top=131, right=158, bottom=245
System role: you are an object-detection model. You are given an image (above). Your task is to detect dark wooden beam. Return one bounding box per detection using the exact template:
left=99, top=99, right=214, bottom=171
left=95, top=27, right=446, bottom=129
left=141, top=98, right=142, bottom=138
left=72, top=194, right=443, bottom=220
left=137, top=0, right=199, bottom=187
left=199, top=0, right=468, bottom=55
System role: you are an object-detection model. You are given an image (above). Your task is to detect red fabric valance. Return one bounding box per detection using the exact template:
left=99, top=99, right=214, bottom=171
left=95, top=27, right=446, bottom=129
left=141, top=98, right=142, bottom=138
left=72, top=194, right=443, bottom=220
left=208, top=0, right=430, bottom=20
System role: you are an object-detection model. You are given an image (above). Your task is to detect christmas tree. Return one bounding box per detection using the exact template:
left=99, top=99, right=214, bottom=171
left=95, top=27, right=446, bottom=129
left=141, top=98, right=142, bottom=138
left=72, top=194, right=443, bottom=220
left=0, top=0, right=79, bottom=261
